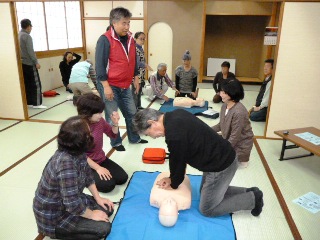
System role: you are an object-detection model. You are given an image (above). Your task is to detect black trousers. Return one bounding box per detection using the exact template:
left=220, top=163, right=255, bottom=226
left=22, top=64, right=42, bottom=106
left=93, top=158, right=128, bottom=193
left=176, top=92, right=196, bottom=100
left=55, top=204, right=113, bottom=240
left=131, top=82, right=143, bottom=108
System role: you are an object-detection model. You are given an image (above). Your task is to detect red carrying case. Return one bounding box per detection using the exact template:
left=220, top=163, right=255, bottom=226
left=142, top=148, right=169, bottom=164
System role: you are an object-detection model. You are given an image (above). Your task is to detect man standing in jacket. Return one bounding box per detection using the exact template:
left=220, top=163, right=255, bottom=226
left=19, top=19, right=46, bottom=109
left=95, top=7, right=148, bottom=151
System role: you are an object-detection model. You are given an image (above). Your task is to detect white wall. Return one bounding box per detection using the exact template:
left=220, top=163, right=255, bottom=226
left=0, top=3, right=25, bottom=119
left=266, top=2, right=320, bottom=137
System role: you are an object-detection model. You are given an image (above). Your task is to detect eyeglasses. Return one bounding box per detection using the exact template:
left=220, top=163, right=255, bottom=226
left=138, top=38, right=145, bottom=41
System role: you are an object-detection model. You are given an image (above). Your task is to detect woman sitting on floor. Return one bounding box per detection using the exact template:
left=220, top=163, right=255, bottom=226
left=211, top=79, right=253, bottom=168
left=59, top=51, right=81, bottom=93
left=76, top=93, right=128, bottom=193
left=175, top=50, right=198, bottom=100
left=33, top=116, right=114, bottom=240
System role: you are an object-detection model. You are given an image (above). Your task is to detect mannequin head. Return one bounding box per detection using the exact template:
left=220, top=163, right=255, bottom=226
left=195, top=98, right=205, bottom=107
left=158, top=197, right=178, bottom=227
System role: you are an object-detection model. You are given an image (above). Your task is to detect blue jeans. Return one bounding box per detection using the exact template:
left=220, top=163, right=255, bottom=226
left=97, top=81, right=141, bottom=146
left=199, top=158, right=255, bottom=216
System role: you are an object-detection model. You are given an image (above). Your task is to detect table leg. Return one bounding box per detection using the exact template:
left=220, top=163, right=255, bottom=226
left=279, top=139, right=287, bottom=161
left=279, top=139, right=314, bottom=161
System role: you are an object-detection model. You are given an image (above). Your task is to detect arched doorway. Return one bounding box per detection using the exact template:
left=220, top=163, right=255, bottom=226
left=148, top=22, right=173, bottom=78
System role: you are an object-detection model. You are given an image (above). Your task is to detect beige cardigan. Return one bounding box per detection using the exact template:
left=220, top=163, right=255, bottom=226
left=212, top=102, right=254, bottom=162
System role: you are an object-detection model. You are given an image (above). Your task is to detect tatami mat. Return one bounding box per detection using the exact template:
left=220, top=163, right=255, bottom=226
left=2, top=83, right=316, bottom=240
left=27, top=87, right=72, bottom=117
left=232, top=145, right=293, bottom=239
left=0, top=119, right=20, bottom=131
left=0, top=140, right=57, bottom=240
left=0, top=121, right=60, bottom=173
left=257, top=139, right=320, bottom=240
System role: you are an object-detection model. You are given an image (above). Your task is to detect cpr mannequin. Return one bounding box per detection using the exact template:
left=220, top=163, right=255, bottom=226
left=173, top=97, right=205, bottom=108
left=150, top=172, right=191, bottom=227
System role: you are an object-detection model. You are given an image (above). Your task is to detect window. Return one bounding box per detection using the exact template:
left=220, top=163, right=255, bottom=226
left=65, top=1, right=82, bottom=48
left=16, top=2, right=47, bottom=51
left=16, top=1, right=83, bottom=51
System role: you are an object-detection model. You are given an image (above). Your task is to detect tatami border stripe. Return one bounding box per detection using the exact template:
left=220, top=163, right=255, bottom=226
left=0, top=120, right=22, bottom=132
left=254, top=138, right=302, bottom=240
left=29, top=100, right=68, bottom=118
left=0, top=136, right=57, bottom=178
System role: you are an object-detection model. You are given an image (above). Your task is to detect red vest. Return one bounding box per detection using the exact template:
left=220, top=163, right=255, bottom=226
left=104, top=29, right=136, bottom=89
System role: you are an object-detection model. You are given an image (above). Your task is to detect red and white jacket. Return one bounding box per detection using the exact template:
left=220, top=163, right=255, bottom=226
left=104, top=28, right=136, bottom=89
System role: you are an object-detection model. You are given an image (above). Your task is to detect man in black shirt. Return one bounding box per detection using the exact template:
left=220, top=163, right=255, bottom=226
left=133, top=108, right=263, bottom=217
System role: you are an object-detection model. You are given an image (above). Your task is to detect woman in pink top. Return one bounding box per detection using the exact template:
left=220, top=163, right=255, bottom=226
left=77, top=93, right=128, bottom=192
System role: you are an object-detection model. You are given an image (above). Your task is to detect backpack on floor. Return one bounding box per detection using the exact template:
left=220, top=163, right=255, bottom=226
left=142, top=148, right=169, bottom=164
left=43, top=90, right=60, bottom=97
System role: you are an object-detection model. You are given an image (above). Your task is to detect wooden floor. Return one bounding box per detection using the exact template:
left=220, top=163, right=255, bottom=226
left=0, top=83, right=319, bottom=240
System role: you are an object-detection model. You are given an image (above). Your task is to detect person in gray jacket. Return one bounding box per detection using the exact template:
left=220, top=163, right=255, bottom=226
left=19, top=19, right=46, bottom=109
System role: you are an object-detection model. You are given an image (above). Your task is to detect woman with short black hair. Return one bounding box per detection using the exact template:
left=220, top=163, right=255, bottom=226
left=212, top=79, right=253, bottom=168
left=59, top=51, right=81, bottom=93
left=76, top=93, right=128, bottom=193
left=212, top=61, right=235, bottom=103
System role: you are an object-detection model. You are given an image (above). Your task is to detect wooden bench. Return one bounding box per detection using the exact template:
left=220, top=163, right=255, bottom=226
left=274, top=127, right=320, bottom=161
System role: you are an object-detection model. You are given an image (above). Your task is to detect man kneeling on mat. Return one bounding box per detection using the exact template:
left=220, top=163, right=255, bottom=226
left=133, top=108, right=263, bottom=217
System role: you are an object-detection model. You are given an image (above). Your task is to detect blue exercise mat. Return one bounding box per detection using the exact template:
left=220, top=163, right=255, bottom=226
left=107, top=171, right=235, bottom=240
left=159, top=98, right=208, bottom=115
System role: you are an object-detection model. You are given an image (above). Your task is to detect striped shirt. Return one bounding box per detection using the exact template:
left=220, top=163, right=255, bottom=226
left=86, top=118, right=117, bottom=164
left=33, top=150, right=96, bottom=238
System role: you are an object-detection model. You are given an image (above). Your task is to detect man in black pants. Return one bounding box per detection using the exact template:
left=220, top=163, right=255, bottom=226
left=19, top=19, right=46, bottom=109
left=249, top=59, right=274, bottom=122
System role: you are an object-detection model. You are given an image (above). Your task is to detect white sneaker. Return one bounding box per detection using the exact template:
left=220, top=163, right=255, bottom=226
left=66, top=95, right=73, bottom=101
left=238, top=162, right=249, bottom=168
left=33, top=105, right=47, bottom=109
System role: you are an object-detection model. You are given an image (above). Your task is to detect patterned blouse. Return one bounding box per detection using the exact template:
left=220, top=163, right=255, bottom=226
left=149, top=72, right=175, bottom=99
left=33, top=150, right=97, bottom=238
left=175, top=65, right=198, bottom=93
left=136, top=44, right=146, bottom=81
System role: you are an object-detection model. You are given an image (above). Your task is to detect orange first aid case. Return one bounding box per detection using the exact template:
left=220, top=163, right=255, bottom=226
left=142, top=148, right=169, bottom=164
